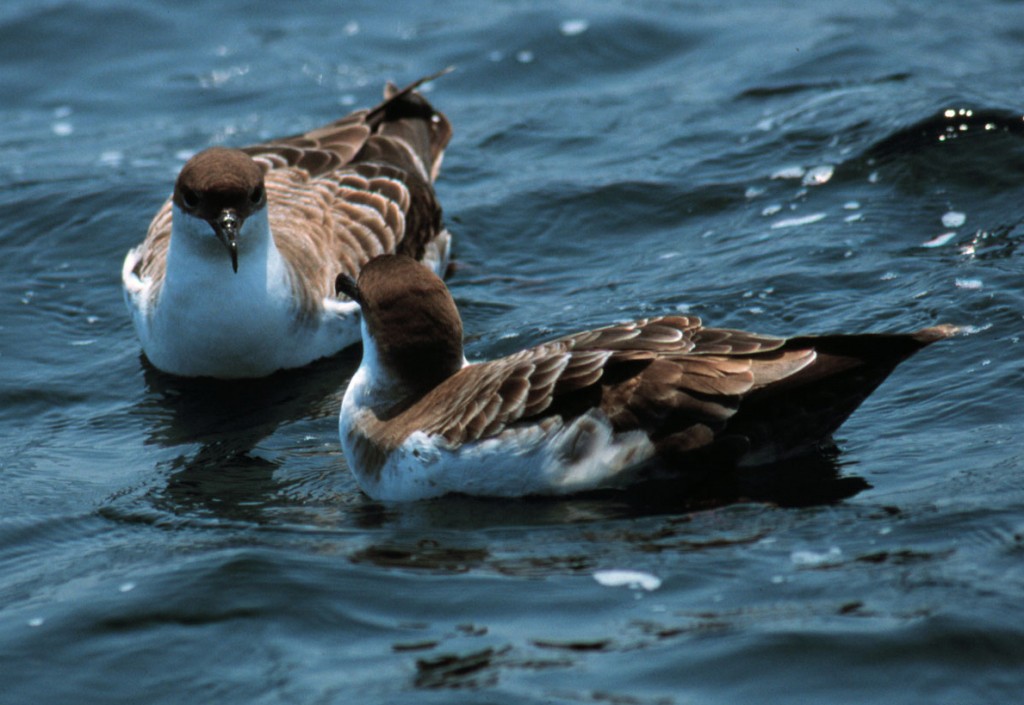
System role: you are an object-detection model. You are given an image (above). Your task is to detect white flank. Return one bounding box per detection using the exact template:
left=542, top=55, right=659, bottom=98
left=343, top=410, right=656, bottom=502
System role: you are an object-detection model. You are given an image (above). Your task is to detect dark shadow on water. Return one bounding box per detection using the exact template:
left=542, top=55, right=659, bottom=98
left=360, top=443, right=866, bottom=529
left=137, top=346, right=360, bottom=451
left=853, top=106, right=1024, bottom=192
left=736, top=72, right=912, bottom=100
left=643, top=443, right=871, bottom=511
left=413, top=646, right=510, bottom=691
left=348, top=446, right=868, bottom=574
left=147, top=448, right=284, bottom=525
left=865, top=107, right=1024, bottom=160
left=125, top=348, right=361, bottom=525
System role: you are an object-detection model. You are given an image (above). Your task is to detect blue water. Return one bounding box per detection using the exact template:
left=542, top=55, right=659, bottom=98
left=2, top=1, right=1023, bottom=702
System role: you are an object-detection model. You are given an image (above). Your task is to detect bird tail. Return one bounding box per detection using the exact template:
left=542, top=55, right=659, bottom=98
left=726, top=324, right=959, bottom=465
left=365, top=68, right=454, bottom=183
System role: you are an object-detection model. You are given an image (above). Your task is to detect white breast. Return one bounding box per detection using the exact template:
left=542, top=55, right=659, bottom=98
left=125, top=206, right=361, bottom=378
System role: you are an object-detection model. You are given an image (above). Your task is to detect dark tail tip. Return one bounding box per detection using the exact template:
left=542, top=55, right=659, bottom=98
left=382, top=66, right=455, bottom=101
left=370, top=67, right=455, bottom=122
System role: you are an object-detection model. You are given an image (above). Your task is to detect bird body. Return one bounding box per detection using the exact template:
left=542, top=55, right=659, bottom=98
left=338, top=254, right=956, bottom=502
left=123, top=72, right=452, bottom=378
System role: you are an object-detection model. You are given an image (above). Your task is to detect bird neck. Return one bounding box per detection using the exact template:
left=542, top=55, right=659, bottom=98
left=349, top=318, right=465, bottom=420
left=163, top=206, right=287, bottom=305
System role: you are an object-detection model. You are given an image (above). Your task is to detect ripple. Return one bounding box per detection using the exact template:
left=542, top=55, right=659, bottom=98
left=2, top=2, right=1023, bottom=704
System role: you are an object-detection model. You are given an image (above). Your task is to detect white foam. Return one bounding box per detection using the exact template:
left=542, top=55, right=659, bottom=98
left=771, top=165, right=806, bottom=180
left=560, top=19, right=589, bottom=36
left=791, top=547, right=842, bottom=566
left=921, top=232, right=957, bottom=248
left=771, top=213, right=827, bottom=229
left=593, top=569, right=661, bottom=591
left=801, top=165, right=834, bottom=186
left=942, top=211, right=966, bottom=228
left=99, top=150, right=123, bottom=167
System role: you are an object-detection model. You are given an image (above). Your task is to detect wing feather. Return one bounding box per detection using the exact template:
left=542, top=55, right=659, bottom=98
left=390, top=316, right=809, bottom=453
left=131, top=74, right=452, bottom=314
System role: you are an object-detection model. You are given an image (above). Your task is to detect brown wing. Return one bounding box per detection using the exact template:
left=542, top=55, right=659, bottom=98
left=246, top=73, right=452, bottom=311
left=395, top=317, right=811, bottom=449
left=401, top=343, right=600, bottom=445
left=239, top=69, right=451, bottom=181
left=558, top=315, right=788, bottom=357
left=387, top=314, right=952, bottom=467
left=130, top=202, right=173, bottom=291
left=133, top=73, right=452, bottom=314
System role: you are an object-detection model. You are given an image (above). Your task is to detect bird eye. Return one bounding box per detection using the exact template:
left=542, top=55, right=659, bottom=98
left=250, top=186, right=264, bottom=204
left=181, top=187, right=200, bottom=209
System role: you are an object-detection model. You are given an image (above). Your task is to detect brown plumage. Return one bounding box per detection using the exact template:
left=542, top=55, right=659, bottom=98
left=384, top=316, right=949, bottom=457
left=128, top=71, right=451, bottom=320
left=123, top=72, right=453, bottom=378
left=340, top=254, right=957, bottom=499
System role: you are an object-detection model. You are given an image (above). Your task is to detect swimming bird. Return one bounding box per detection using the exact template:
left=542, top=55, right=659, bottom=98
left=337, top=254, right=956, bottom=502
left=122, top=71, right=452, bottom=378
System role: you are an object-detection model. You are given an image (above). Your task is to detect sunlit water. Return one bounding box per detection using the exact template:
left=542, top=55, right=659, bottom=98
left=1, top=1, right=1023, bottom=703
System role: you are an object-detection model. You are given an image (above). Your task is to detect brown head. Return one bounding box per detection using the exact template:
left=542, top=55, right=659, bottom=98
left=338, top=254, right=463, bottom=398
left=173, top=147, right=267, bottom=272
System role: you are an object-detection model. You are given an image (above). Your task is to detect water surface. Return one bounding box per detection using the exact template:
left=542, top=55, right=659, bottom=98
left=1, top=1, right=1023, bottom=703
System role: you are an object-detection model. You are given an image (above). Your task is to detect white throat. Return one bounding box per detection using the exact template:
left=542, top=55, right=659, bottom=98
left=343, top=316, right=472, bottom=420
left=344, top=319, right=406, bottom=413
left=147, top=204, right=297, bottom=377
left=164, top=204, right=278, bottom=286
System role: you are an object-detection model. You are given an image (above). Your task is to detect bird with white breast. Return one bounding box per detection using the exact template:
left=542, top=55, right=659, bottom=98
left=337, top=254, right=957, bottom=502
left=123, top=71, right=452, bottom=379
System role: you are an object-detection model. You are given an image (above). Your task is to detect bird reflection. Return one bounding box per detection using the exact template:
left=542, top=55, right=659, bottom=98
left=149, top=447, right=282, bottom=523
left=139, top=346, right=358, bottom=449
left=135, top=348, right=360, bottom=524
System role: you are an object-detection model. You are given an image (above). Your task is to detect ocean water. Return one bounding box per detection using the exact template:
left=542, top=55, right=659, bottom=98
left=2, top=1, right=1023, bottom=703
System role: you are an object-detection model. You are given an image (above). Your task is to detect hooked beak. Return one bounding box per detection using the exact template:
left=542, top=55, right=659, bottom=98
left=335, top=273, right=362, bottom=305
left=214, top=210, right=241, bottom=273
